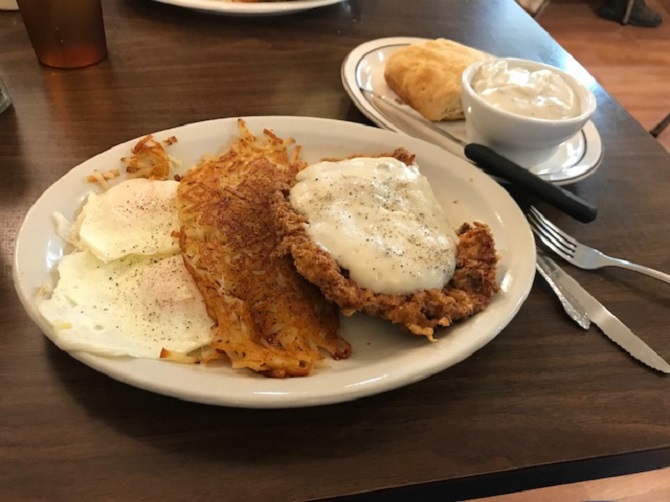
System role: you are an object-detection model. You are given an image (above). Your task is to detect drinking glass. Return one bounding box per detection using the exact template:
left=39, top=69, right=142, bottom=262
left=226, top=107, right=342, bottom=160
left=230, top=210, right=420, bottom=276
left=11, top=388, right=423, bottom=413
left=16, top=0, right=108, bottom=69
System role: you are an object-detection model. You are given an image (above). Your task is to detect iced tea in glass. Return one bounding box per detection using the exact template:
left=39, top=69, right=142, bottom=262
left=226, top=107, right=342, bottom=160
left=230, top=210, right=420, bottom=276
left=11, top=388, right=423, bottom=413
left=16, top=0, right=107, bottom=69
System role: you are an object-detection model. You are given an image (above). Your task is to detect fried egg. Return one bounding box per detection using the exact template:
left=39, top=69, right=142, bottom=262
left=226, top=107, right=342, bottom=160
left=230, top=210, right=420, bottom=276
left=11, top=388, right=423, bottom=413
left=71, top=178, right=180, bottom=262
left=38, top=178, right=214, bottom=359
left=38, top=252, right=213, bottom=358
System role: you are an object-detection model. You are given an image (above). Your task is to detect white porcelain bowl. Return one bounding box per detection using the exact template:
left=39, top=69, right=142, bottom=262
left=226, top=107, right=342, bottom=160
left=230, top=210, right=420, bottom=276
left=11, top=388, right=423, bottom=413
left=461, top=57, right=597, bottom=169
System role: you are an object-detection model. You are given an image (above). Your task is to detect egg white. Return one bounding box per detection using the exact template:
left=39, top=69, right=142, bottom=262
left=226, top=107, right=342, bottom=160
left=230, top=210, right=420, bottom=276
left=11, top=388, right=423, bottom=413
left=38, top=178, right=214, bottom=359
left=72, top=178, right=180, bottom=262
left=38, top=252, right=213, bottom=358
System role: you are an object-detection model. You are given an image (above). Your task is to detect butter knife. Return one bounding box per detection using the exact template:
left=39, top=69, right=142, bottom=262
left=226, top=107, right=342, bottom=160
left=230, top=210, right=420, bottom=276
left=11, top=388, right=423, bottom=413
left=360, top=88, right=598, bottom=223
left=535, top=254, right=591, bottom=329
left=536, top=251, right=670, bottom=373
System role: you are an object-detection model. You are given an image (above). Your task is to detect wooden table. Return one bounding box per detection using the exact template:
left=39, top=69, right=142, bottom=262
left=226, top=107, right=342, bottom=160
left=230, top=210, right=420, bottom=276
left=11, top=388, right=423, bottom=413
left=2, top=1, right=670, bottom=500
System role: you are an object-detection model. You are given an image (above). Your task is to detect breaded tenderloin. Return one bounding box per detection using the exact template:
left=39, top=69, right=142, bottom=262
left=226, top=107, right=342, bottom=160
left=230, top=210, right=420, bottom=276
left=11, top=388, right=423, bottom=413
left=270, top=150, right=499, bottom=340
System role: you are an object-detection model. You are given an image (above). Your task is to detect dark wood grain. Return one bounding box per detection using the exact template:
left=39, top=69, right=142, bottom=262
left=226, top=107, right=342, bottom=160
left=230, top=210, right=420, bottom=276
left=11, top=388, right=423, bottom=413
left=2, top=1, right=670, bottom=500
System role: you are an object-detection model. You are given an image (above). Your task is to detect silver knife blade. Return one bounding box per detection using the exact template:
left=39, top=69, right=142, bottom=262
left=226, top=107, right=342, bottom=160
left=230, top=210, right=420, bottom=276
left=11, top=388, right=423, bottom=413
left=535, top=253, right=591, bottom=329
left=536, top=252, right=670, bottom=374
left=360, top=88, right=467, bottom=158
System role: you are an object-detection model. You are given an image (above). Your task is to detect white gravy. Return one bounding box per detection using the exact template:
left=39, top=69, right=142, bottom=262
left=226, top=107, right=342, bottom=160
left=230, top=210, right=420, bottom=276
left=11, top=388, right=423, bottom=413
left=289, top=157, right=457, bottom=295
left=472, top=60, right=580, bottom=120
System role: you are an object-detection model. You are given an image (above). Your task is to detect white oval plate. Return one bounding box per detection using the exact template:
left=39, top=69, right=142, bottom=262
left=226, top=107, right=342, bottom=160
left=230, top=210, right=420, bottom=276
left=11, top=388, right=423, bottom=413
left=13, top=116, right=535, bottom=408
left=342, top=37, right=603, bottom=186
left=150, top=0, right=344, bottom=16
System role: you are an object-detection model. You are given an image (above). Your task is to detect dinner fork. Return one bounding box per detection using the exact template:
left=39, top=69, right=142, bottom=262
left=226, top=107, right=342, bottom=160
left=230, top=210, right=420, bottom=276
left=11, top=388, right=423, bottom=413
left=527, top=206, right=670, bottom=286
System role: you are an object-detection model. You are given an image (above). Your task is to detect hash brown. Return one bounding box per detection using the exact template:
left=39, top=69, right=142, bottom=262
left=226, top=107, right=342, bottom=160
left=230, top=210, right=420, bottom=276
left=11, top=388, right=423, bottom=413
left=177, top=120, right=351, bottom=378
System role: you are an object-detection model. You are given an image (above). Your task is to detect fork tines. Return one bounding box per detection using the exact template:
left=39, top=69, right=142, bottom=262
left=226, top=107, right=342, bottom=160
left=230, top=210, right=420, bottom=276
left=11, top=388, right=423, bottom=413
left=527, top=207, right=577, bottom=260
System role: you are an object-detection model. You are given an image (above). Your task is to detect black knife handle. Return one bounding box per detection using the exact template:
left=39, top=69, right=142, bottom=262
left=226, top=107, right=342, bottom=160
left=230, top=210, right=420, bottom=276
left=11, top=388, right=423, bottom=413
left=464, top=143, right=598, bottom=223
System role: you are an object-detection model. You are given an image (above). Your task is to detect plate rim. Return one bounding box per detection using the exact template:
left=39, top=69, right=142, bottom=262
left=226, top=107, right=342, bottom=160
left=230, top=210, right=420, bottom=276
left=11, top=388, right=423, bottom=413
left=341, top=36, right=604, bottom=186
left=13, top=115, right=536, bottom=408
left=149, top=0, right=345, bottom=15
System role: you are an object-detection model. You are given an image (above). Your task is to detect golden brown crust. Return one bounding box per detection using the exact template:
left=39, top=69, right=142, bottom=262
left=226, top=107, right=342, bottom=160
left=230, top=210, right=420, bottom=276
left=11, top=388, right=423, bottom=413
left=177, top=120, right=351, bottom=378
left=384, top=38, right=490, bottom=121
left=270, top=150, right=499, bottom=340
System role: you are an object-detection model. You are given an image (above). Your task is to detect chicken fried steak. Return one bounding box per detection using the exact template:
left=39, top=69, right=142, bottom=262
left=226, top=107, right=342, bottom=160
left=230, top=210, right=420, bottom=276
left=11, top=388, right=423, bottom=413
left=271, top=150, right=499, bottom=340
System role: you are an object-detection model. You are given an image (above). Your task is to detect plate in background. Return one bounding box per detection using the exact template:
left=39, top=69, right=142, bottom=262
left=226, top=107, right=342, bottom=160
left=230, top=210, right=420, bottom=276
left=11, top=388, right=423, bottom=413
left=150, top=0, right=345, bottom=16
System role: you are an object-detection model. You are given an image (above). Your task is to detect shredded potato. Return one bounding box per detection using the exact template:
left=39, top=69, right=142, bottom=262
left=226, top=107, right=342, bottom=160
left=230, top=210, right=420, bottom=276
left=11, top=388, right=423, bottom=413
left=159, top=348, right=199, bottom=364
left=122, top=135, right=176, bottom=181
left=176, top=120, right=351, bottom=377
left=86, top=169, right=120, bottom=189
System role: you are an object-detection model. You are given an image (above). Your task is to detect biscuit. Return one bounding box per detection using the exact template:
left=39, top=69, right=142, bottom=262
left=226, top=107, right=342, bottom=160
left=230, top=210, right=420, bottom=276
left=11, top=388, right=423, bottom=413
left=384, top=39, right=490, bottom=121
